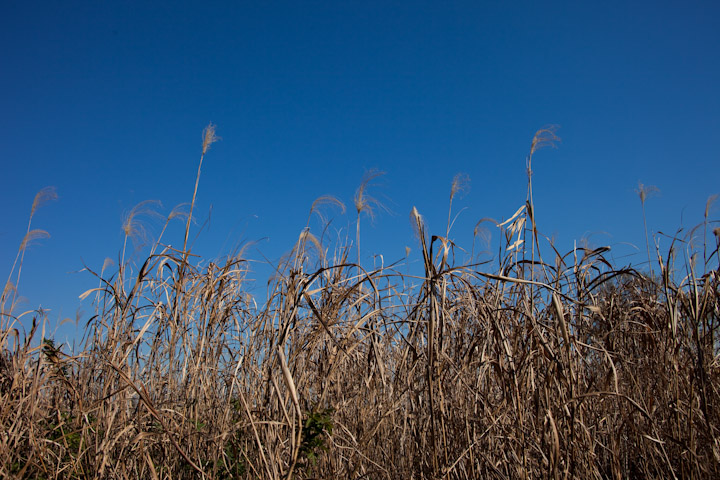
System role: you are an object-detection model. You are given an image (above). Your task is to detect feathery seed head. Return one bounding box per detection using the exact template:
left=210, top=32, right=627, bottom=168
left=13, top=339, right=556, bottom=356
left=529, top=126, right=560, bottom=157
left=122, top=200, right=162, bottom=243
left=101, top=257, right=115, bottom=276
left=296, top=230, right=325, bottom=262
left=19, top=229, right=50, bottom=252
left=450, top=173, right=470, bottom=202
left=168, top=203, right=192, bottom=222
left=310, top=195, right=346, bottom=225
left=411, top=206, right=425, bottom=239
left=31, top=186, right=58, bottom=218
left=354, top=169, right=386, bottom=218
left=705, top=194, right=718, bottom=219
left=202, top=123, right=219, bottom=155
left=635, top=182, right=660, bottom=205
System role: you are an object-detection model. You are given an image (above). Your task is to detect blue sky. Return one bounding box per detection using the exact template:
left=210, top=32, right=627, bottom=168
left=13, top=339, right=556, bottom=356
left=2, top=1, right=719, bottom=340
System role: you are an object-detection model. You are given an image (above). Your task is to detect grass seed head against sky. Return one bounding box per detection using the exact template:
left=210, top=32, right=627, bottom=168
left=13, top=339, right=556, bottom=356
left=2, top=0, right=719, bottom=338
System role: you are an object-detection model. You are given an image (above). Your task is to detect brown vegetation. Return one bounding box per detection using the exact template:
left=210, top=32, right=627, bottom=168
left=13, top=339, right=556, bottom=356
left=1, top=127, right=719, bottom=478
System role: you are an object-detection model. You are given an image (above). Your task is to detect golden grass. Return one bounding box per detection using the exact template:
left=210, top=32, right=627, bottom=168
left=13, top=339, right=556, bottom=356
left=1, top=127, right=719, bottom=479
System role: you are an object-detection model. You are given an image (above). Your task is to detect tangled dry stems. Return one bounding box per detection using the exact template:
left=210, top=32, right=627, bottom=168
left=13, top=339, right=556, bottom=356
left=1, top=130, right=719, bottom=479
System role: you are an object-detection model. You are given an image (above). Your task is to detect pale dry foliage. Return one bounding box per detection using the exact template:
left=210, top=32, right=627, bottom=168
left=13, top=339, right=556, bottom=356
left=1, top=129, right=719, bottom=479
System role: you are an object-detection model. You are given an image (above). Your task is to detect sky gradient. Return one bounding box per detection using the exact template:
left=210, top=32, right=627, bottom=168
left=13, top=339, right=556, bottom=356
left=2, top=1, right=719, bottom=342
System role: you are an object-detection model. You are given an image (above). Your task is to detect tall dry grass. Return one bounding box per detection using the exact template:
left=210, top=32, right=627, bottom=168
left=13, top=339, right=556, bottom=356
left=1, top=126, right=719, bottom=479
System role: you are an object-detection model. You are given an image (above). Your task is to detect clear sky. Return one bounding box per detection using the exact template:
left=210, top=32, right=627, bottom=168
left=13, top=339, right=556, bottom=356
left=2, top=1, right=719, bottom=341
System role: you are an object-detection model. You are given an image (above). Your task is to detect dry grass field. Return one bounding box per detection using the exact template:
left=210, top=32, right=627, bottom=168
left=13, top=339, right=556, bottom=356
left=2, top=127, right=719, bottom=479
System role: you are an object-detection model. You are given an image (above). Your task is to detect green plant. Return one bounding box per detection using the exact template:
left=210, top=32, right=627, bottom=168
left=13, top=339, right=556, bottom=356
left=300, top=408, right=334, bottom=465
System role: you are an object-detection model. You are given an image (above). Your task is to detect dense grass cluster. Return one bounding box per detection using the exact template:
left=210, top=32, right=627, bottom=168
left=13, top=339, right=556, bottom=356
left=2, top=127, right=719, bottom=478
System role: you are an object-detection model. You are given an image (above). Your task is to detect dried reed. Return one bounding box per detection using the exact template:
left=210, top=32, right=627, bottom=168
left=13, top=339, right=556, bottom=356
left=1, top=127, right=718, bottom=479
